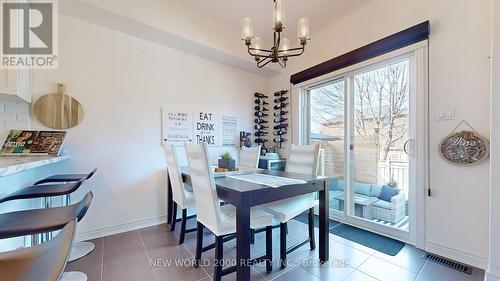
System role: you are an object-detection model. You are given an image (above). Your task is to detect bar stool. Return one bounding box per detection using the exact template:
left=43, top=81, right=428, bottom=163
left=0, top=192, right=93, bottom=281
left=0, top=220, right=78, bottom=281
left=33, top=168, right=97, bottom=262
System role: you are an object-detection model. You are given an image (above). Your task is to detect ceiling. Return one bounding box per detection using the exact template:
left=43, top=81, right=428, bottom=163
left=172, top=0, right=371, bottom=45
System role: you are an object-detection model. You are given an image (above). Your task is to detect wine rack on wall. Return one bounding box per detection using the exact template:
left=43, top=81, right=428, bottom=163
left=273, top=90, right=288, bottom=149
left=254, top=92, right=269, bottom=151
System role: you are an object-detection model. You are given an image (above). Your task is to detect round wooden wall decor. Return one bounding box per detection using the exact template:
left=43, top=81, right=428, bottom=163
left=439, top=130, right=489, bottom=165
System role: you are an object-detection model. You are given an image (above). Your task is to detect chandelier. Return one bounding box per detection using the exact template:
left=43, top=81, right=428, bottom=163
left=241, top=0, right=310, bottom=68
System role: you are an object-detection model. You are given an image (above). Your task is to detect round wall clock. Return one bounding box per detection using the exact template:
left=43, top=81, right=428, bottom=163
left=439, top=130, right=489, bottom=165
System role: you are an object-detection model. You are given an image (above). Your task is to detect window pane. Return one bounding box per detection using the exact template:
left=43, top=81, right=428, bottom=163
left=310, top=80, right=345, bottom=213
left=352, top=59, right=409, bottom=230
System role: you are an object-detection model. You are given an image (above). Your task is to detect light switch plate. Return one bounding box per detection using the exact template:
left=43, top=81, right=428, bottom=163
left=436, top=106, right=455, bottom=121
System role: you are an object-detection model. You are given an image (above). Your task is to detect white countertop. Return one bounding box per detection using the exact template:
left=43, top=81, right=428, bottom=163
left=0, top=156, right=70, bottom=177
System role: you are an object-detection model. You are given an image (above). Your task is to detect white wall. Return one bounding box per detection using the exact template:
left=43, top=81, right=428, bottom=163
left=487, top=0, right=500, bottom=279
left=268, top=0, right=491, bottom=268
left=0, top=99, right=31, bottom=137
left=31, top=14, right=268, bottom=240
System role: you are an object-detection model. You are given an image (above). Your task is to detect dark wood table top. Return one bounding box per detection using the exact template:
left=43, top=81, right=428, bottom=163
left=180, top=167, right=328, bottom=206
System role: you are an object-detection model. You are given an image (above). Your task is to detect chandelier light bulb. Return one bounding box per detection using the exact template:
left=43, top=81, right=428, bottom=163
left=298, top=18, right=310, bottom=43
left=273, top=0, right=285, bottom=30
left=241, top=17, right=254, bottom=41
left=253, top=37, right=263, bottom=54
left=281, top=38, right=290, bottom=54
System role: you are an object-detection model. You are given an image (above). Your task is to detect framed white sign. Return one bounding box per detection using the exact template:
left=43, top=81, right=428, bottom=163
left=162, top=108, right=237, bottom=147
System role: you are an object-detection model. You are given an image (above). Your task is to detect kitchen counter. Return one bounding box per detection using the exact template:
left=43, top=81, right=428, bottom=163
left=0, top=156, right=70, bottom=177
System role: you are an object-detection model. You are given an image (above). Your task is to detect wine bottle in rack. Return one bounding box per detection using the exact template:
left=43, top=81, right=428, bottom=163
left=254, top=106, right=269, bottom=111
left=255, top=112, right=268, bottom=117
left=274, top=96, right=288, bottom=103
left=274, top=90, right=288, bottom=96
left=255, top=131, right=268, bottom=137
left=254, top=119, right=268, bottom=124
left=273, top=123, right=288, bottom=130
left=273, top=111, right=288, bottom=117
left=255, top=99, right=269, bottom=105
left=273, top=103, right=289, bottom=110
left=254, top=92, right=268, bottom=98
left=273, top=137, right=286, bottom=143
left=255, top=124, right=269, bottom=130
left=273, top=117, right=288, bottom=123
left=254, top=139, right=268, bottom=144
left=273, top=130, right=287, bottom=136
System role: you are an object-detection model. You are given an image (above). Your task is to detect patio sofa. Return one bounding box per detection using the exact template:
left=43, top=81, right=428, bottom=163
left=329, top=179, right=406, bottom=224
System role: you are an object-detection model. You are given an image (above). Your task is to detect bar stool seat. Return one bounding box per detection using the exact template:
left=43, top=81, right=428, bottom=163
left=34, top=168, right=97, bottom=185
left=32, top=169, right=97, bottom=263
left=0, top=180, right=84, bottom=204
left=0, top=221, right=77, bottom=281
left=0, top=192, right=93, bottom=240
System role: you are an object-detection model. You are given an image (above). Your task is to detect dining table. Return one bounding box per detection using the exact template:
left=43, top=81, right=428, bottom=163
left=166, top=168, right=330, bottom=281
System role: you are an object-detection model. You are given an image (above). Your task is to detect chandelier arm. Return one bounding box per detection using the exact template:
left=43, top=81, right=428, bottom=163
left=257, top=57, right=273, bottom=68
left=277, top=46, right=304, bottom=53
left=277, top=58, right=286, bottom=68
left=247, top=48, right=273, bottom=59
left=248, top=47, right=273, bottom=53
left=277, top=47, right=305, bottom=58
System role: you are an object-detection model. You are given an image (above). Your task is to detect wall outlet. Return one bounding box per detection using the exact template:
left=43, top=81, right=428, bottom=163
left=436, top=106, right=455, bottom=121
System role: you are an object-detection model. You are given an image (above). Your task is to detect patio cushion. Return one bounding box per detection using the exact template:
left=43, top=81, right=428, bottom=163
left=330, top=190, right=344, bottom=199
left=373, top=200, right=391, bottom=210
left=354, top=183, right=372, bottom=196
left=378, top=185, right=399, bottom=202
left=370, top=184, right=382, bottom=197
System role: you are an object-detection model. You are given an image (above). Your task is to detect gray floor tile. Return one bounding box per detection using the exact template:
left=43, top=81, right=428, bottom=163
left=415, top=260, right=484, bottom=281
left=344, top=270, right=380, bottom=281
left=103, top=237, right=146, bottom=264
left=358, top=255, right=417, bottom=281
left=102, top=253, right=152, bottom=281
left=373, top=245, right=426, bottom=273
left=271, top=265, right=323, bottom=281
left=301, top=256, right=355, bottom=281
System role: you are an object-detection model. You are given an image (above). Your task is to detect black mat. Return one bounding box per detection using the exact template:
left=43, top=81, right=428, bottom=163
left=294, top=214, right=405, bottom=256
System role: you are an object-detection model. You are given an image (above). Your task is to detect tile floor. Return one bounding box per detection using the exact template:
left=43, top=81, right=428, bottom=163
left=66, top=219, right=485, bottom=281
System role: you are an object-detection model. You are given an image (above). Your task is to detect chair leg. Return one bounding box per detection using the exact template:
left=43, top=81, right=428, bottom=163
left=179, top=208, right=187, bottom=245
left=280, top=222, right=287, bottom=269
left=214, top=236, right=224, bottom=281
left=194, top=222, right=203, bottom=268
left=250, top=229, right=255, bottom=244
left=265, top=226, right=273, bottom=273
left=170, top=202, right=177, bottom=232
left=308, top=208, right=316, bottom=250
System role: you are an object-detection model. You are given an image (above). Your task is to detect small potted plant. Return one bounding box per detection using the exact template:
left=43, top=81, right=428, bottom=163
left=218, top=152, right=236, bottom=170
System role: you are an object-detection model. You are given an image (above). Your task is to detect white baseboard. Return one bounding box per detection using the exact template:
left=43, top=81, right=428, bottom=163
left=485, top=267, right=500, bottom=281
left=425, top=241, right=488, bottom=269
left=75, top=215, right=167, bottom=242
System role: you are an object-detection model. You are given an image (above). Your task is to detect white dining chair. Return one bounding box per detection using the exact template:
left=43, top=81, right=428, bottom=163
left=239, top=146, right=261, bottom=169
left=259, top=143, right=321, bottom=268
left=184, top=143, right=273, bottom=281
left=164, top=145, right=197, bottom=244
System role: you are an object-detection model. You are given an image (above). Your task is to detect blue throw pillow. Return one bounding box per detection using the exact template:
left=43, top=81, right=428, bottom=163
left=378, top=185, right=399, bottom=202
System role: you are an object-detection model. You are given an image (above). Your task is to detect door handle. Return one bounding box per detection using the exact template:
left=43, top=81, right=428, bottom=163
left=403, top=139, right=412, bottom=156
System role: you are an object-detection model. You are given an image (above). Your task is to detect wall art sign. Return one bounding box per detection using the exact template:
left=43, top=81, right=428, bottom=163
left=439, top=130, right=489, bottom=165
left=162, top=108, right=237, bottom=147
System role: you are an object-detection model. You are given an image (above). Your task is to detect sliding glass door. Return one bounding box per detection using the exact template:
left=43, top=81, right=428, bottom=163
left=307, top=56, right=414, bottom=236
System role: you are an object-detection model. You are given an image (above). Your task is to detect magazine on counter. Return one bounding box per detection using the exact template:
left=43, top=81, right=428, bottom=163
left=1, top=130, right=67, bottom=156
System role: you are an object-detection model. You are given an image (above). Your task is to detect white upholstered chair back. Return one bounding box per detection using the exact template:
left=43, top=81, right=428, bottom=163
left=286, top=143, right=321, bottom=176
left=164, top=145, right=190, bottom=208
left=184, top=143, right=222, bottom=232
left=239, top=146, right=261, bottom=169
